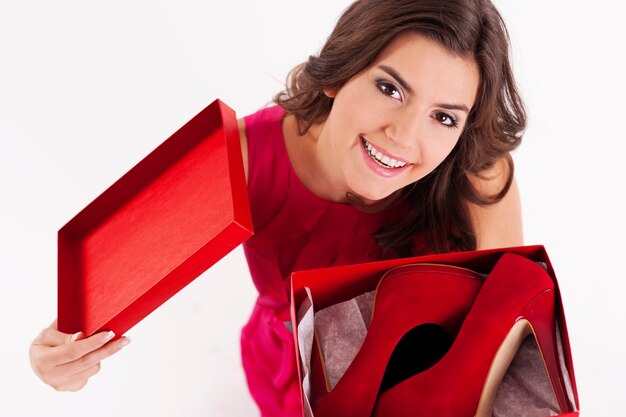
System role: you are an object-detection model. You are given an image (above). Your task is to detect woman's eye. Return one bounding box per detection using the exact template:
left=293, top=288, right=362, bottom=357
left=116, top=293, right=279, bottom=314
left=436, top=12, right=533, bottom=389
left=376, top=81, right=402, bottom=101
left=435, top=112, right=458, bottom=129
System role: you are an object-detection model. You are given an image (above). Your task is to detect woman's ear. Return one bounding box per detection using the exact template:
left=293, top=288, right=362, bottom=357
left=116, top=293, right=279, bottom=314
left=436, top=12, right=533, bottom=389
left=324, top=88, right=338, bottom=98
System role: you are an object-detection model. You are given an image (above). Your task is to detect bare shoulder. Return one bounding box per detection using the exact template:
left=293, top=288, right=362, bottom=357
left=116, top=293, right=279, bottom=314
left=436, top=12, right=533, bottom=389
left=466, top=158, right=523, bottom=250
left=467, top=157, right=510, bottom=197
left=237, top=117, right=249, bottom=185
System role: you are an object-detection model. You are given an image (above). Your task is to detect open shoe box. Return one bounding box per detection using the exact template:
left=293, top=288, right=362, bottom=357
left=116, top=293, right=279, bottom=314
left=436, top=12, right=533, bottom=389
left=290, top=245, right=580, bottom=417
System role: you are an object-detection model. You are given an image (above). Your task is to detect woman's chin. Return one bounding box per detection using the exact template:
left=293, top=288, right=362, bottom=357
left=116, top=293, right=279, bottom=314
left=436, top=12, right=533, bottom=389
left=348, top=185, right=396, bottom=205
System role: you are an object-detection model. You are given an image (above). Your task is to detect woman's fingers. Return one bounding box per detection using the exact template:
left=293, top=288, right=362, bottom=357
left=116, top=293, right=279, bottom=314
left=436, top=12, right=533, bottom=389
left=44, top=330, right=117, bottom=365
left=29, top=319, right=131, bottom=391
left=47, top=362, right=103, bottom=392
left=54, top=336, right=130, bottom=377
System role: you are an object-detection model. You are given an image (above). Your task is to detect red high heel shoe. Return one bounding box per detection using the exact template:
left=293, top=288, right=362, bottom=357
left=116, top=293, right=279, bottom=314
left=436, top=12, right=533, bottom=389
left=371, top=252, right=576, bottom=417
left=312, top=263, right=484, bottom=417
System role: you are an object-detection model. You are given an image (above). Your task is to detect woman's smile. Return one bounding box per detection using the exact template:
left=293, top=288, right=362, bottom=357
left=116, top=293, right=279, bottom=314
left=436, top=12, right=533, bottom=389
left=359, top=136, right=412, bottom=178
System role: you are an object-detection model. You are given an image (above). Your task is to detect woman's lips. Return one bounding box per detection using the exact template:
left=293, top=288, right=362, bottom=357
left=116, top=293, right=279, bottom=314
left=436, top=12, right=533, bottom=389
left=361, top=136, right=411, bottom=165
left=359, top=136, right=412, bottom=177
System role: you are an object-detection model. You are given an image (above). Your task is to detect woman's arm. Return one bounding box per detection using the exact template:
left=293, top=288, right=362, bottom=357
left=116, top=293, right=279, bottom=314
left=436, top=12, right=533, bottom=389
left=238, top=118, right=249, bottom=186
left=466, top=158, right=523, bottom=250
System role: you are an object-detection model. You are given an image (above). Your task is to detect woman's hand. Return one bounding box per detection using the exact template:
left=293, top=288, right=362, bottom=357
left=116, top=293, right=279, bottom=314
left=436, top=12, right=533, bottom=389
left=29, top=319, right=131, bottom=391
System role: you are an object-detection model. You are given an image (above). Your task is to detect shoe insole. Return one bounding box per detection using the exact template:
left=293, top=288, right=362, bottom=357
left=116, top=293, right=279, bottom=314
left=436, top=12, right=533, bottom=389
left=379, top=323, right=452, bottom=394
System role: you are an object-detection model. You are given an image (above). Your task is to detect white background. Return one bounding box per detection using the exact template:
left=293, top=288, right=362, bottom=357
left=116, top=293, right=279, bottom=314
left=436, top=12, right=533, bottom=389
left=1, top=1, right=625, bottom=415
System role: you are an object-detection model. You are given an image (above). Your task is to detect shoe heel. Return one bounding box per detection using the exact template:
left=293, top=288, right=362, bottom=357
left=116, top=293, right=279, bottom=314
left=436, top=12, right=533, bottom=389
left=521, top=288, right=573, bottom=414
left=476, top=288, right=573, bottom=416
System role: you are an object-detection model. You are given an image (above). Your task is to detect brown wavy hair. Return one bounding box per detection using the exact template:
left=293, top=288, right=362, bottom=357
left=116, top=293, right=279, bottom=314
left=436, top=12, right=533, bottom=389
left=274, top=0, right=526, bottom=256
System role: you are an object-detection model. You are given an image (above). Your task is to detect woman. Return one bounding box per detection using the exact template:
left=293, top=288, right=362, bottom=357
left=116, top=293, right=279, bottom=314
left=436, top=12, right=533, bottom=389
left=29, top=0, right=525, bottom=415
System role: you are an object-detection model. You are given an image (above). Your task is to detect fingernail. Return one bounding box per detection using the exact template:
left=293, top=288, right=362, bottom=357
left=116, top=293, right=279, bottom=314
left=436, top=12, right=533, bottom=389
left=70, top=332, right=83, bottom=342
left=102, top=331, right=115, bottom=343
left=119, top=337, right=131, bottom=348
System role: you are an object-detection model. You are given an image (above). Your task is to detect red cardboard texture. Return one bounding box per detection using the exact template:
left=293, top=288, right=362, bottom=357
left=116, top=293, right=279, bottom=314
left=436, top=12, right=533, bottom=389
left=290, top=245, right=580, bottom=416
left=58, top=99, right=253, bottom=338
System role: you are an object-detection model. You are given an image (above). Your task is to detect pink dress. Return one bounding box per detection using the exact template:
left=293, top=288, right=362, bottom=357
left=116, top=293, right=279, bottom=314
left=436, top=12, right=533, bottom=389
left=240, top=105, right=422, bottom=416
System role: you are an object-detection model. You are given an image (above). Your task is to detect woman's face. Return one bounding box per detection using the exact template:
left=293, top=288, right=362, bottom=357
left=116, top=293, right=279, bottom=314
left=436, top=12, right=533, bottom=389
left=316, top=32, right=480, bottom=203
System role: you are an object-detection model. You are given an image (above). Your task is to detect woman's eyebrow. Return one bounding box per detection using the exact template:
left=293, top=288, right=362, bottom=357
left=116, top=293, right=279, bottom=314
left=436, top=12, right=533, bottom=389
left=378, top=64, right=470, bottom=114
left=435, top=103, right=470, bottom=114
left=379, top=65, right=414, bottom=94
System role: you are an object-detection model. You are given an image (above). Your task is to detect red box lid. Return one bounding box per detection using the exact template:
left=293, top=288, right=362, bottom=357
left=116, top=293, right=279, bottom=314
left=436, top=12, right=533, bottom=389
left=58, top=99, right=253, bottom=337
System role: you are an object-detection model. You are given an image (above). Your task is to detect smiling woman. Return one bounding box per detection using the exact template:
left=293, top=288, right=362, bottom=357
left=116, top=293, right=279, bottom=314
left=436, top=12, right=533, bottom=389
left=28, top=0, right=526, bottom=416
left=275, top=0, right=525, bottom=256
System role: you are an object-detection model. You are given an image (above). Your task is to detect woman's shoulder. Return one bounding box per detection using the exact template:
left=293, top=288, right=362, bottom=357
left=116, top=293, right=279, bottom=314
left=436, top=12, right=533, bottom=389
left=466, top=157, right=510, bottom=197
left=237, top=105, right=286, bottom=185
left=237, top=105, right=294, bottom=233
left=465, top=158, right=523, bottom=249
left=238, top=117, right=249, bottom=185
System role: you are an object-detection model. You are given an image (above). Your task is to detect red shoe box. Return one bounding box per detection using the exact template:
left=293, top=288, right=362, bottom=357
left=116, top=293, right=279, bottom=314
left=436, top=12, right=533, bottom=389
left=58, top=99, right=253, bottom=338
left=290, top=245, right=580, bottom=416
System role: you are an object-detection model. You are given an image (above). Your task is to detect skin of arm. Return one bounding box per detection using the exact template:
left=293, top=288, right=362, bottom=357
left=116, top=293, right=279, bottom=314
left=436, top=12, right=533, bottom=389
left=466, top=158, right=524, bottom=250
left=238, top=118, right=250, bottom=186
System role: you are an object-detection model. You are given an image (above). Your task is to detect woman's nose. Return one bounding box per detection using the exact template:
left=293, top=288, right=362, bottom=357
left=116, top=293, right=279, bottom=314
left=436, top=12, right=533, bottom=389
left=385, top=115, right=423, bottom=163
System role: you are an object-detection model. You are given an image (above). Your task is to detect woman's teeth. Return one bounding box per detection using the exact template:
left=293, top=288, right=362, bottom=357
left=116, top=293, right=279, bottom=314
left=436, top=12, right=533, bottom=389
left=362, top=138, right=407, bottom=169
